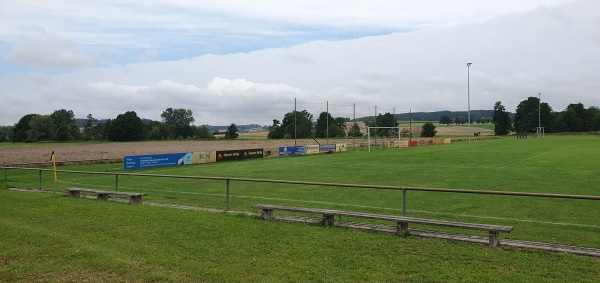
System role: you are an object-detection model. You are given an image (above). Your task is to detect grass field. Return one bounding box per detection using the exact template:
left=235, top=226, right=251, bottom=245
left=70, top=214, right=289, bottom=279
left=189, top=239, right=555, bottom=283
left=2, top=135, right=600, bottom=281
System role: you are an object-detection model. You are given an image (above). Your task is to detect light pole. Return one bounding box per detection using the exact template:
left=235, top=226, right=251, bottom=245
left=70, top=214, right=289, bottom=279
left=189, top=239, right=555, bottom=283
left=467, top=62, right=472, bottom=143
left=538, top=92, right=541, bottom=138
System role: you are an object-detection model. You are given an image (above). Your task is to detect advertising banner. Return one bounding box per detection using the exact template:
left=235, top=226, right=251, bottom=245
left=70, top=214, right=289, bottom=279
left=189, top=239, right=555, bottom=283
left=124, top=152, right=193, bottom=170
left=319, top=144, right=337, bottom=153
left=279, top=146, right=307, bottom=157
left=194, top=151, right=216, bottom=164
left=263, top=148, right=280, bottom=158
left=306, top=145, right=320, bottom=155
left=336, top=143, right=347, bottom=152
left=240, top=148, right=264, bottom=160
left=217, top=149, right=264, bottom=162
left=216, top=150, right=241, bottom=162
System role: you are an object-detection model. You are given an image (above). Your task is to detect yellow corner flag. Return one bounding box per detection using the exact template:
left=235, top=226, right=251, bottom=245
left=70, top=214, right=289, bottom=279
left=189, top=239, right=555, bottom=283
left=50, top=151, right=57, bottom=182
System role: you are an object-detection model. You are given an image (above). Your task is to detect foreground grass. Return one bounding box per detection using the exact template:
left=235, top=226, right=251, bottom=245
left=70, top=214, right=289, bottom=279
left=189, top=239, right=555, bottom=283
left=1, top=189, right=598, bottom=282
left=3, top=136, right=600, bottom=249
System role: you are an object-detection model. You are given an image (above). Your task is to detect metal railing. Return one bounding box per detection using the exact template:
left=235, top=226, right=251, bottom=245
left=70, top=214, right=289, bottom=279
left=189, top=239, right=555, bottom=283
left=4, top=166, right=600, bottom=213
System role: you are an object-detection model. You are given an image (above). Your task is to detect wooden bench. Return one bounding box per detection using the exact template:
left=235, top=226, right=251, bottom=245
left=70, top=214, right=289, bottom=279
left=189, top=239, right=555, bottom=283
left=252, top=204, right=513, bottom=247
left=67, top=188, right=146, bottom=204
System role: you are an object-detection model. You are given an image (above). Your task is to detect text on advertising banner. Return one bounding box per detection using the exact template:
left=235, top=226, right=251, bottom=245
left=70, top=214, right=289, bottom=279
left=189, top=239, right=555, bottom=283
left=279, top=146, right=307, bottom=156
left=124, top=152, right=193, bottom=170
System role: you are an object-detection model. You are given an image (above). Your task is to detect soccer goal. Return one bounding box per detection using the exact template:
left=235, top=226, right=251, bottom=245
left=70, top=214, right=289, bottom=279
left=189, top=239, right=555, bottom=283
left=367, top=127, right=402, bottom=152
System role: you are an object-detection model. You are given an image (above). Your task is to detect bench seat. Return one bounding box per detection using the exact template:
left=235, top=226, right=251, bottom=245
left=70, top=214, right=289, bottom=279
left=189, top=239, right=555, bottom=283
left=67, top=188, right=146, bottom=204
left=252, top=204, right=513, bottom=247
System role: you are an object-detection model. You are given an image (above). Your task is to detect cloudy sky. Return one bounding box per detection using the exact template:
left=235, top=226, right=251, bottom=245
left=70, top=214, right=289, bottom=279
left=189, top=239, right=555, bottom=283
left=1, top=0, right=599, bottom=126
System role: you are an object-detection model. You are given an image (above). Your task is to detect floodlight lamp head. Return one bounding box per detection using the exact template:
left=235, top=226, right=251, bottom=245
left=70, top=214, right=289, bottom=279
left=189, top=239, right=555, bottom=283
left=466, top=62, right=472, bottom=67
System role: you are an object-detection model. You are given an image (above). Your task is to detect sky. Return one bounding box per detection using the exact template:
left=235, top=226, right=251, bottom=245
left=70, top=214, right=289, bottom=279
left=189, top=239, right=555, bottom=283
left=1, top=0, right=599, bottom=126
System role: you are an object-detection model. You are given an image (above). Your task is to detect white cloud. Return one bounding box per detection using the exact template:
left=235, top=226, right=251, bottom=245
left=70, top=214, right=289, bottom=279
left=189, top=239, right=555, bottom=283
left=0, top=0, right=599, bottom=126
left=4, top=27, right=93, bottom=68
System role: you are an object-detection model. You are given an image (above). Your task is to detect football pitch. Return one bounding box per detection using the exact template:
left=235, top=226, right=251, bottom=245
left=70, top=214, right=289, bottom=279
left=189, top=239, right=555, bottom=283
left=1, top=136, right=599, bottom=281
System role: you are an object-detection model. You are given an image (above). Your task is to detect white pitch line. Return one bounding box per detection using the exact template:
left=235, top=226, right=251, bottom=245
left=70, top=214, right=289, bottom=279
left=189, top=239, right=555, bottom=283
left=498, top=144, right=576, bottom=168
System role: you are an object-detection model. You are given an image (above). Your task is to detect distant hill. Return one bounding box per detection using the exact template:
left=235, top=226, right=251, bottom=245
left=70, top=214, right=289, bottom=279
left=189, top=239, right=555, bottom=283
left=356, top=110, right=514, bottom=122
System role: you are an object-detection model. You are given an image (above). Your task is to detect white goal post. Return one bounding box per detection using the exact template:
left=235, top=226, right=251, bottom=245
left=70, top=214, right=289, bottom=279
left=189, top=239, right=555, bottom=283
left=367, top=127, right=402, bottom=152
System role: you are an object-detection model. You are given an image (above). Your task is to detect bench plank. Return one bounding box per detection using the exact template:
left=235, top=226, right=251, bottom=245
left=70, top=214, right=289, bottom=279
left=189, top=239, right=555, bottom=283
left=67, top=188, right=146, bottom=204
left=252, top=204, right=513, bottom=247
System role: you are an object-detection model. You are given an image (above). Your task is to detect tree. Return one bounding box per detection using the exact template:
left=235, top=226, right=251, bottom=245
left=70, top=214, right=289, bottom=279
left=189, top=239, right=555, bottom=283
left=493, top=101, right=512, bottom=136
left=439, top=115, right=452, bottom=126
left=225, top=123, right=239, bottom=139
left=558, top=103, right=586, bottom=132
left=50, top=109, right=79, bottom=141
left=0, top=126, right=14, bottom=142
left=420, top=122, right=437, bottom=137
left=27, top=115, right=55, bottom=142
left=196, top=125, right=214, bottom=140
left=588, top=106, right=600, bottom=131
left=285, top=110, right=313, bottom=139
left=315, top=112, right=347, bottom=138
left=106, top=111, right=145, bottom=141
left=82, top=114, right=101, bottom=141
left=267, top=119, right=284, bottom=139
left=161, top=108, right=195, bottom=139
left=146, top=121, right=169, bottom=140
left=348, top=122, right=362, bottom=137
left=374, top=112, right=398, bottom=137
left=13, top=114, right=38, bottom=142
left=268, top=110, right=314, bottom=139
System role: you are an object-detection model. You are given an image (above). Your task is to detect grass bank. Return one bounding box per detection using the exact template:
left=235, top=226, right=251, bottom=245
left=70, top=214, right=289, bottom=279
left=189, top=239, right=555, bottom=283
left=1, top=189, right=598, bottom=282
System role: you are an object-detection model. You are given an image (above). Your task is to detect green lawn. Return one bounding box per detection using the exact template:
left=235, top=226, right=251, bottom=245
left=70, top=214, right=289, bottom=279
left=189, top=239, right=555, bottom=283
left=2, top=136, right=600, bottom=281
left=1, top=189, right=598, bottom=282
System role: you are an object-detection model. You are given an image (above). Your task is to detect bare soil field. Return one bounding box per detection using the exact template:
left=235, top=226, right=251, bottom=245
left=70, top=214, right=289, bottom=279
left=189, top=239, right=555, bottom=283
left=1, top=125, right=485, bottom=165
left=0, top=139, right=355, bottom=165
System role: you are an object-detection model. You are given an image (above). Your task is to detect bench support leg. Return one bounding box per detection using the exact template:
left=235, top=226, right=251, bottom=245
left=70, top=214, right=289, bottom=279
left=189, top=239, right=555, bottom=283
left=97, top=193, right=109, bottom=201
left=130, top=195, right=142, bottom=204
left=489, top=231, right=500, bottom=247
left=323, top=214, right=334, bottom=226
left=396, top=222, right=409, bottom=235
left=68, top=191, right=80, bottom=198
left=261, top=209, right=274, bottom=220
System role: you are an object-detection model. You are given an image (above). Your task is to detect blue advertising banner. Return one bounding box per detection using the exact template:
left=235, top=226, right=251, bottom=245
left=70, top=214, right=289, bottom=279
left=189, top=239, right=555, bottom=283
left=124, top=152, right=193, bottom=170
left=279, top=146, right=307, bottom=157
left=319, top=144, right=337, bottom=153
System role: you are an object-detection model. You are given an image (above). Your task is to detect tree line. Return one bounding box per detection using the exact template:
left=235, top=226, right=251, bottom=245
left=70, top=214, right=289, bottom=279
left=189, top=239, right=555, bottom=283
left=492, top=98, right=600, bottom=136
left=267, top=110, right=436, bottom=139
left=3, top=108, right=241, bottom=142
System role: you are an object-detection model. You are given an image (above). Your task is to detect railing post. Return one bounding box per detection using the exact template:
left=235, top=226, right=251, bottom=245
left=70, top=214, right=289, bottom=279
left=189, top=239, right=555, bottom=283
left=402, top=187, right=407, bottom=216
left=115, top=174, right=119, bottom=191
left=39, top=169, right=42, bottom=190
left=226, top=178, right=230, bottom=210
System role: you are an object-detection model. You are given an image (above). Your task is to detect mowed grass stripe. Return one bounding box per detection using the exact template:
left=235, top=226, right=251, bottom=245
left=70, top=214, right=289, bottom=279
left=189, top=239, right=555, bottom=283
left=1, top=189, right=599, bottom=282
left=3, top=136, right=599, bottom=248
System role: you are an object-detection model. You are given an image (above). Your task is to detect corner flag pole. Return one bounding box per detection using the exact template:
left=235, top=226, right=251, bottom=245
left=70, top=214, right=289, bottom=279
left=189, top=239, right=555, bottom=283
left=50, top=151, right=57, bottom=182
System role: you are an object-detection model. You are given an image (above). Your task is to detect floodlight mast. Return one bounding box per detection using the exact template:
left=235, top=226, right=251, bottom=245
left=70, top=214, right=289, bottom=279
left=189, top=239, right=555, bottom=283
left=467, top=63, right=473, bottom=144
left=538, top=93, right=541, bottom=138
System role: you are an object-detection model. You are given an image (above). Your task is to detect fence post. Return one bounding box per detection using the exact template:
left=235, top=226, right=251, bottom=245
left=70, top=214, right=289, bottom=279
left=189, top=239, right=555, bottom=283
left=402, top=187, right=407, bottom=216
left=39, top=169, right=42, bottom=190
left=226, top=178, right=230, bottom=210
left=115, top=174, right=119, bottom=191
